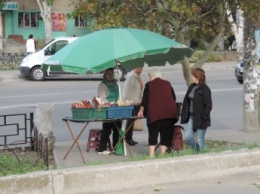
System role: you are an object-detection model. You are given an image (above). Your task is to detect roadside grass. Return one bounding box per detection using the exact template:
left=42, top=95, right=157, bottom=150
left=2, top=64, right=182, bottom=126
left=1, top=141, right=260, bottom=176
left=83, top=140, right=260, bottom=166
left=0, top=148, right=48, bottom=177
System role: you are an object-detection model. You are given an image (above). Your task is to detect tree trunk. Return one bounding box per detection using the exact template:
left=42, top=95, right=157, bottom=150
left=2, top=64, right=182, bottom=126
left=243, top=33, right=260, bottom=132
left=36, top=0, right=53, bottom=43
left=235, top=9, right=244, bottom=53
left=193, top=2, right=225, bottom=71
left=175, top=29, right=191, bottom=85
left=0, top=12, right=3, bottom=51
left=44, top=11, right=52, bottom=43
left=192, top=32, right=223, bottom=69
left=226, top=6, right=244, bottom=54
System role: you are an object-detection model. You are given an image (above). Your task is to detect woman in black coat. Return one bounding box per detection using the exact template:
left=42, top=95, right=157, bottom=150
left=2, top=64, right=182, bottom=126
left=181, top=68, right=212, bottom=152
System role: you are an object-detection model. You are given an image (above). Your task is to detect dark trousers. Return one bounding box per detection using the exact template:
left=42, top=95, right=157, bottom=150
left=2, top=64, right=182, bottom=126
left=125, top=118, right=134, bottom=141
left=148, top=119, right=175, bottom=147
left=98, top=121, right=122, bottom=152
left=125, top=105, right=140, bottom=141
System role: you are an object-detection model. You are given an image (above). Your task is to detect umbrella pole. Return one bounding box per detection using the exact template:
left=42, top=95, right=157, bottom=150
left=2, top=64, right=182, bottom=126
left=118, top=79, right=122, bottom=100
left=116, top=62, right=122, bottom=100
left=122, top=121, right=127, bottom=156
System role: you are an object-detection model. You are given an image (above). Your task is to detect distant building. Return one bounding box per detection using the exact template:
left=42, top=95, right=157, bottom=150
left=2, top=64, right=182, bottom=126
left=1, top=0, right=90, bottom=41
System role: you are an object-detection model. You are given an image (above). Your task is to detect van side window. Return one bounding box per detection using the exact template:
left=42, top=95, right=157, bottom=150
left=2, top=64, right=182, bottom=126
left=45, top=40, right=69, bottom=55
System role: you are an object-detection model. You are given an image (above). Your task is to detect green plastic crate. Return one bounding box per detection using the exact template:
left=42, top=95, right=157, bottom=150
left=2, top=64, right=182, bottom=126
left=71, top=108, right=94, bottom=120
left=93, top=108, right=107, bottom=119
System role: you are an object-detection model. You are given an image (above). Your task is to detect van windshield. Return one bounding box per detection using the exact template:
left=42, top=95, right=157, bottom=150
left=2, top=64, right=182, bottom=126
left=44, top=40, right=69, bottom=56
left=41, top=39, right=55, bottom=49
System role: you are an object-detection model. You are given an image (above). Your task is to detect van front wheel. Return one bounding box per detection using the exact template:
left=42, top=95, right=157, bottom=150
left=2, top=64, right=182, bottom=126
left=114, top=66, right=125, bottom=81
left=31, top=67, right=46, bottom=81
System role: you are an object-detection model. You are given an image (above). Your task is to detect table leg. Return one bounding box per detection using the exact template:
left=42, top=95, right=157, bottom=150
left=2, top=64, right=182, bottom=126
left=63, top=121, right=89, bottom=163
left=123, top=120, right=135, bottom=157
left=111, top=119, right=135, bottom=157
left=123, top=138, right=132, bottom=157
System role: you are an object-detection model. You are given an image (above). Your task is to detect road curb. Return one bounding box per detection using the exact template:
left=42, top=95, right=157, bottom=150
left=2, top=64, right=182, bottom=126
left=0, top=148, right=260, bottom=194
left=0, top=71, right=21, bottom=82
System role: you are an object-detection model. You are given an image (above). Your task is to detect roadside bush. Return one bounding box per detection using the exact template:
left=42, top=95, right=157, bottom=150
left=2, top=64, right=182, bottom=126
left=189, top=50, right=221, bottom=63
left=197, top=40, right=206, bottom=50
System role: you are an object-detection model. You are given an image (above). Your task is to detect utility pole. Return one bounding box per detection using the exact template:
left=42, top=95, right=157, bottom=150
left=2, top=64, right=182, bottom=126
left=243, top=18, right=260, bottom=132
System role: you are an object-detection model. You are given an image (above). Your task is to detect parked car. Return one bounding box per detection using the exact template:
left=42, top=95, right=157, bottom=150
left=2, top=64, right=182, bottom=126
left=234, top=60, right=244, bottom=84
left=20, top=37, right=130, bottom=81
left=235, top=59, right=260, bottom=84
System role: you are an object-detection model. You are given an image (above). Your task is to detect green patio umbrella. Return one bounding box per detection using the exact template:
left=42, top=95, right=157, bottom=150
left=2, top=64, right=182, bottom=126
left=42, top=28, right=193, bottom=74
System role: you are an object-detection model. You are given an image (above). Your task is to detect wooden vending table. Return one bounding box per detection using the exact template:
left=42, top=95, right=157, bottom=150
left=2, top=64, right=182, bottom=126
left=62, top=116, right=139, bottom=163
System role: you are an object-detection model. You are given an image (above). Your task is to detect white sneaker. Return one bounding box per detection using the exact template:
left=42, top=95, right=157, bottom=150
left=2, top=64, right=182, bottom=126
left=98, top=150, right=110, bottom=155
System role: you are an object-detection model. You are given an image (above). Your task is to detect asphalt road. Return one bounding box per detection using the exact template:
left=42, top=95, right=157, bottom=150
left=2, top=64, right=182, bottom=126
left=102, top=165, right=260, bottom=194
left=0, top=61, right=243, bottom=143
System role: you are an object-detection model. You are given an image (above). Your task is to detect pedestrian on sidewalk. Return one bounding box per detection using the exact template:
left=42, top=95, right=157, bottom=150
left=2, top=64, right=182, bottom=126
left=138, top=69, right=178, bottom=158
left=26, top=34, right=36, bottom=55
left=97, top=68, right=122, bottom=155
left=180, top=68, right=212, bottom=153
left=122, top=67, right=143, bottom=146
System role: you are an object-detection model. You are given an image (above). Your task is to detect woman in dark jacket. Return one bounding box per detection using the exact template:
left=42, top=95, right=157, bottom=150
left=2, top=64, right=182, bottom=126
left=138, top=69, right=178, bottom=158
left=181, top=68, right=212, bottom=152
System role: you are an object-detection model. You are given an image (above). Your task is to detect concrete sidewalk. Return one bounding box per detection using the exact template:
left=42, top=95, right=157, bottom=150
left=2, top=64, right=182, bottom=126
left=1, top=128, right=260, bottom=194
left=53, top=128, right=260, bottom=169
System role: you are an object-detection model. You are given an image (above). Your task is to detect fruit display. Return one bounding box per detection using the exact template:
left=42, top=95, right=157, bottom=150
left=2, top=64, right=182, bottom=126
left=71, top=98, right=134, bottom=119
left=71, top=100, right=93, bottom=108
left=71, top=98, right=108, bottom=109
left=92, top=97, right=118, bottom=108
left=117, top=100, right=132, bottom=106
left=72, top=97, right=131, bottom=109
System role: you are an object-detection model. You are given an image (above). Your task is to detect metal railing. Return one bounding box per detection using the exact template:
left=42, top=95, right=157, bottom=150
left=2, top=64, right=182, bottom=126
left=33, top=127, right=49, bottom=167
left=0, top=113, right=50, bottom=168
left=0, top=113, right=34, bottom=147
left=0, top=52, right=26, bottom=69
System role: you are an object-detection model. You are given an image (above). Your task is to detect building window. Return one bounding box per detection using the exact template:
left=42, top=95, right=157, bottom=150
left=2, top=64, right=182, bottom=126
left=75, top=16, right=85, bottom=28
left=18, top=12, right=38, bottom=28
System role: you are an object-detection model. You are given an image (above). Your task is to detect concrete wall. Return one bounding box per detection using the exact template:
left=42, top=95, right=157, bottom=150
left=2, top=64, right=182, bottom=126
left=0, top=149, right=260, bottom=194
left=15, top=0, right=74, bottom=11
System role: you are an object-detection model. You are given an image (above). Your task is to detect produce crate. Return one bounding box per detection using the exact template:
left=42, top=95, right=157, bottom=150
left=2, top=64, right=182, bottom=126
left=93, top=108, right=107, bottom=119
left=107, top=106, right=134, bottom=119
left=71, top=108, right=94, bottom=120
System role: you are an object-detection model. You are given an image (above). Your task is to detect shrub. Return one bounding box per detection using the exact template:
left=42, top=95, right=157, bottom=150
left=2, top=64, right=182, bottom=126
left=189, top=50, right=221, bottom=63
left=197, top=40, right=206, bottom=50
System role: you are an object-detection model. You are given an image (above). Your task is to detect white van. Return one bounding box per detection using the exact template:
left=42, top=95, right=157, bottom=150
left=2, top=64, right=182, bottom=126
left=20, top=36, right=130, bottom=81
left=20, top=37, right=78, bottom=81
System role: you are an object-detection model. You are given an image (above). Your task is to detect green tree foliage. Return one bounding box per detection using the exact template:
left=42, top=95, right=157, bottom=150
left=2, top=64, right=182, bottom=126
left=0, top=0, right=7, bottom=9
left=227, top=0, right=259, bottom=22
left=68, top=0, right=260, bottom=83
left=46, top=0, right=54, bottom=5
left=69, top=1, right=238, bottom=38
